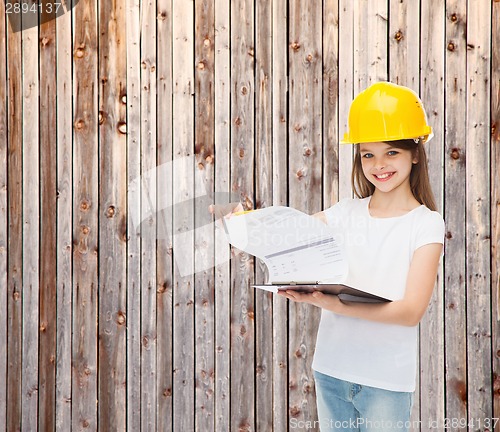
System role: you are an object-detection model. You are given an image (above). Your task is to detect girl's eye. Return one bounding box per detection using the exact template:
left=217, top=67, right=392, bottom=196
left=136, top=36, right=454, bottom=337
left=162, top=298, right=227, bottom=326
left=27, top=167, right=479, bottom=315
left=387, top=150, right=399, bottom=156
left=362, top=153, right=373, bottom=158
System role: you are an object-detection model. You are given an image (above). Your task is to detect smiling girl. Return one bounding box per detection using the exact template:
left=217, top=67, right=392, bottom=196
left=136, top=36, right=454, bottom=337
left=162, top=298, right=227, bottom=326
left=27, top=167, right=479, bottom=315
left=278, top=82, right=445, bottom=431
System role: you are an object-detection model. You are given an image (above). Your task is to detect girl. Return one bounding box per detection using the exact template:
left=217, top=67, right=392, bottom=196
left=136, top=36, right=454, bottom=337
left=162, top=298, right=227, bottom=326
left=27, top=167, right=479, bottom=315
left=278, top=82, right=445, bottom=431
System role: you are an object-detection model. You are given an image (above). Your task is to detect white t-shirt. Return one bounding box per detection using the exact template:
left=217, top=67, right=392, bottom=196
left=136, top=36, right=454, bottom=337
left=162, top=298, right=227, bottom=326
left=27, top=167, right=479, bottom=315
left=311, top=196, right=445, bottom=392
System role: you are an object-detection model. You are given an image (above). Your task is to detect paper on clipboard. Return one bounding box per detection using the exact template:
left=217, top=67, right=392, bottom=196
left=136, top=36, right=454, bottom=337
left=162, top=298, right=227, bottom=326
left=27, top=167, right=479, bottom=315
left=222, top=206, right=348, bottom=284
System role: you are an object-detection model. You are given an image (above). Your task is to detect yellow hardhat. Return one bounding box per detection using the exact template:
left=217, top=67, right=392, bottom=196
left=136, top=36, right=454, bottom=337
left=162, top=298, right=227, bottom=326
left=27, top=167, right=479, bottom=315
left=341, top=82, right=433, bottom=144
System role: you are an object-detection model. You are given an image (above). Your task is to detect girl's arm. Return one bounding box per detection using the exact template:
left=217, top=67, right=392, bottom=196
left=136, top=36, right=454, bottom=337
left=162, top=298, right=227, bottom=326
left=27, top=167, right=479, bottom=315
left=278, top=242, right=443, bottom=327
left=312, top=211, right=327, bottom=224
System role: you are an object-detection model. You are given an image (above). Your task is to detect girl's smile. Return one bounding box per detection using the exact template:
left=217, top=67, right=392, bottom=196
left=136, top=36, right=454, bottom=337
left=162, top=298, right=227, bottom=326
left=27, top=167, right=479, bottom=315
left=359, top=142, right=417, bottom=193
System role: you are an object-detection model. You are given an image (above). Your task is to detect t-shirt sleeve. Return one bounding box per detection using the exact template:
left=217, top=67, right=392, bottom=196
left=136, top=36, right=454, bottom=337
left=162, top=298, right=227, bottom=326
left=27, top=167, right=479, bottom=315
left=323, top=198, right=348, bottom=227
left=414, top=211, right=445, bottom=256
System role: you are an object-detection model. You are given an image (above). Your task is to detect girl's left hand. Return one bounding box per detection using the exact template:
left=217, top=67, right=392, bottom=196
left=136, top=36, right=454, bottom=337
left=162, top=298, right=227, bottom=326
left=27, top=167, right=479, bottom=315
left=277, top=290, right=342, bottom=313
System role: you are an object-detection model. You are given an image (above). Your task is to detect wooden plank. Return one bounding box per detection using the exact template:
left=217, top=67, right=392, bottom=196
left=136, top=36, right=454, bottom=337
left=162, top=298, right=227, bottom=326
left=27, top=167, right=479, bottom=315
left=98, top=0, right=127, bottom=429
left=230, top=0, right=255, bottom=430
left=443, top=0, right=468, bottom=428
left=288, top=0, right=322, bottom=426
left=255, top=0, right=273, bottom=429
left=323, top=0, right=339, bottom=207
left=492, top=0, right=500, bottom=424
left=214, top=0, right=231, bottom=429
left=353, top=0, right=387, bottom=91
left=6, top=5, right=23, bottom=431
left=55, top=0, right=74, bottom=429
left=21, top=6, right=40, bottom=428
left=388, top=5, right=421, bottom=426
left=125, top=0, right=142, bottom=429
left=338, top=0, right=354, bottom=199
left=72, top=0, right=99, bottom=428
left=466, top=0, right=492, bottom=422
left=0, top=0, right=7, bottom=427
left=194, top=0, right=216, bottom=429
left=39, top=1, right=58, bottom=430
left=419, top=0, right=446, bottom=429
left=139, top=0, right=157, bottom=429
left=388, top=0, right=419, bottom=90
left=156, top=0, right=173, bottom=429
left=172, top=0, right=195, bottom=430
left=271, top=0, right=289, bottom=429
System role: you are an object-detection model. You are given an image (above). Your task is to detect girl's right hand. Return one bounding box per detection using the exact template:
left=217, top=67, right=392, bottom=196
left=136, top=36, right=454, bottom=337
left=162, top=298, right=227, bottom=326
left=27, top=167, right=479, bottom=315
left=208, top=202, right=244, bottom=220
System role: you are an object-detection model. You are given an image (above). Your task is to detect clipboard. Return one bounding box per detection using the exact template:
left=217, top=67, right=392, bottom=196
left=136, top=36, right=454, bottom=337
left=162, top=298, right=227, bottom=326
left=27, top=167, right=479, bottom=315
left=252, top=282, right=391, bottom=303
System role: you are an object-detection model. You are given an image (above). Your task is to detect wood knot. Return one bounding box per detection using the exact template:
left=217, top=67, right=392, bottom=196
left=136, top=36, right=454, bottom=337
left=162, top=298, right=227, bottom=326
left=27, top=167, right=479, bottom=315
left=80, top=200, right=90, bottom=211
left=116, top=311, right=126, bottom=325
left=447, top=41, right=456, bottom=52
left=121, top=95, right=127, bottom=104
left=205, top=154, right=213, bottom=164
left=303, top=147, right=312, bottom=156
left=296, top=169, right=306, bottom=180
left=74, top=47, right=85, bottom=58
left=40, top=37, right=50, bottom=47
left=98, top=111, right=106, bottom=125
left=204, top=38, right=211, bottom=47
left=234, top=117, right=242, bottom=126
left=75, top=119, right=85, bottom=130
left=163, top=388, right=172, bottom=397
left=239, top=148, right=245, bottom=159
left=106, top=206, right=116, bottom=218
left=82, top=420, right=90, bottom=428
left=450, top=148, right=461, bottom=160
left=394, top=30, right=403, bottom=42
left=40, top=322, right=47, bottom=332
left=290, top=41, right=300, bottom=51
left=197, top=61, right=205, bottom=70
left=117, top=122, right=127, bottom=134
left=305, top=53, right=313, bottom=63
left=247, top=311, right=254, bottom=320
left=248, top=48, right=254, bottom=57
left=13, top=291, right=20, bottom=301
left=289, top=406, right=301, bottom=418
left=81, top=225, right=90, bottom=235
left=241, top=86, right=248, bottom=95
left=450, top=13, right=458, bottom=22
left=446, top=231, right=453, bottom=239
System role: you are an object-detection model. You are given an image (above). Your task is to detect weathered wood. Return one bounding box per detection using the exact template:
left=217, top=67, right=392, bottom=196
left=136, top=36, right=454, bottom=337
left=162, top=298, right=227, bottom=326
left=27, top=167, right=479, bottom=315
left=230, top=0, right=255, bottom=430
left=6, top=5, right=23, bottom=432
left=444, top=0, right=468, bottom=428
left=125, top=0, right=142, bottom=429
left=323, top=0, right=339, bottom=208
left=98, top=0, right=127, bottom=430
left=255, top=0, right=273, bottom=429
left=214, top=0, right=231, bottom=429
left=491, top=0, right=500, bottom=423
left=172, top=0, right=195, bottom=431
left=338, top=0, right=354, bottom=199
left=0, top=0, right=7, bottom=428
left=194, top=0, right=216, bottom=429
left=419, top=0, right=446, bottom=428
left=466, top=0, right=493, bottom=422
left=388, top=0, right=419, bottom=90
left=21, top=8, right=40, bottom=428
left=156, top=0, right=173, bottom=429
left=72, top=0, right=99, bottom=429
left=39, top=1, right=57, bottom=430
left=271, top=0, right=289, bottom=429
left=139, top=0, right=158, bottom=429
left=55, top=0, right=74, bottom=429
left=288, top=0, right=322, bottom=427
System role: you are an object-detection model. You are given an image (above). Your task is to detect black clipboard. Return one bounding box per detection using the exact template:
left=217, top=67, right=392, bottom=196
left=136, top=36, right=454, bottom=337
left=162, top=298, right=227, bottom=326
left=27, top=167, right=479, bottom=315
left=252, top=283, right=391, bottom=303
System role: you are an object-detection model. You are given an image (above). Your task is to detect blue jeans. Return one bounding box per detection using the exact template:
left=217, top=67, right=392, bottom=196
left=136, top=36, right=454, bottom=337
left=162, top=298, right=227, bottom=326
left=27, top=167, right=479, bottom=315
left=313, top=371, right=414, bottom=431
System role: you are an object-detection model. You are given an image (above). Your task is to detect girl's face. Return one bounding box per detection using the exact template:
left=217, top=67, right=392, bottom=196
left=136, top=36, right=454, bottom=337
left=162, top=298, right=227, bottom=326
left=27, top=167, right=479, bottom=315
left=359, top=142, right=417, bottom=194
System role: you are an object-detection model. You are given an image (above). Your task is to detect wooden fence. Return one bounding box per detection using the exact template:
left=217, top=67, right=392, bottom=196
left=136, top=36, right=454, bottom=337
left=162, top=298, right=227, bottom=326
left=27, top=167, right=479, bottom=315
left=0, top=0, right=499, bottom=430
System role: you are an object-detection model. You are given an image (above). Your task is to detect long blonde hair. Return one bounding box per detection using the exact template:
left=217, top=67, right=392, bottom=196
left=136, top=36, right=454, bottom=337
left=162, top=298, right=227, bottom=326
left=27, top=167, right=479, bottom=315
left=351, top=139, right=437, bottom=211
